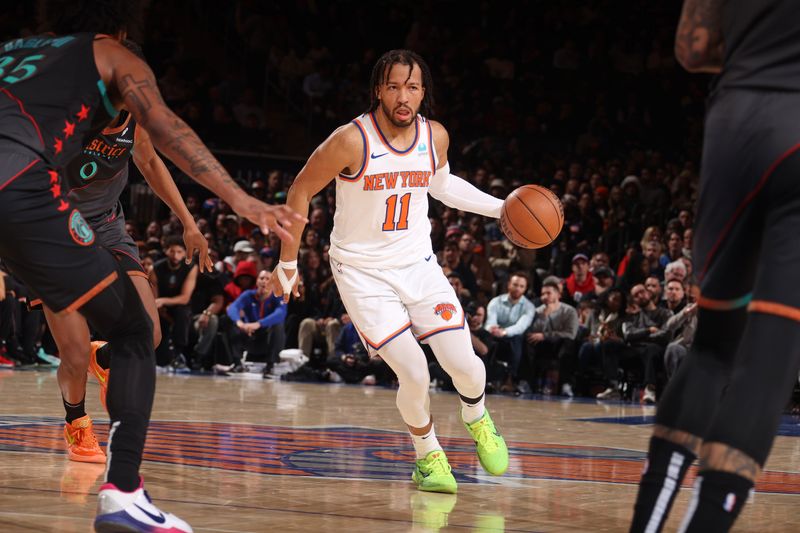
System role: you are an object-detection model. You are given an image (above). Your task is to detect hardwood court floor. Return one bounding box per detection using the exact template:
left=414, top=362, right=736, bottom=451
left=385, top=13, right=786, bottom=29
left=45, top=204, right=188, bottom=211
left=0, top=369, right=798, bottom=532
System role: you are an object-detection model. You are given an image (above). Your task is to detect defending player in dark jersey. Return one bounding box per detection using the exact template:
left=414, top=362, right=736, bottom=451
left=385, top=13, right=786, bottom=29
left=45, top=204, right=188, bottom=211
left=630, top=1, right=800, bottom=532
left=0, top=2, right=302, bottom=531
left=47, top=41, right=213, bottom=467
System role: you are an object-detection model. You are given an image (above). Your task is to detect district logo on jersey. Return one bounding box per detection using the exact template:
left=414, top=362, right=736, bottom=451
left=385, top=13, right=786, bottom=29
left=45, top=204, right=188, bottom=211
left=68, top=209, right=95, bottom=246
left=434, top=302, right=457, bottom=321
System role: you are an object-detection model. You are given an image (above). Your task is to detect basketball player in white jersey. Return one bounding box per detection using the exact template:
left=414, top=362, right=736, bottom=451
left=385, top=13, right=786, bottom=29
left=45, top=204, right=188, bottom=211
left=272, top=49, right=508, bottom=493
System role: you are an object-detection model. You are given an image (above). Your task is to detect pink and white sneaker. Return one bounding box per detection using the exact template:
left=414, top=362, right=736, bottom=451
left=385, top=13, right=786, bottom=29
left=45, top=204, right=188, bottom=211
left=94, top=478, right=192, bottom=533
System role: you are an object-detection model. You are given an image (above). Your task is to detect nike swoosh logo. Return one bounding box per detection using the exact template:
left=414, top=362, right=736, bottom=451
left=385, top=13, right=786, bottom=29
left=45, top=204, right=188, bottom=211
left=424, top=255, right=432, bottom=261
left=134, top=504, right=166, bottom=524
left=370, top=152, right=388, bottom=159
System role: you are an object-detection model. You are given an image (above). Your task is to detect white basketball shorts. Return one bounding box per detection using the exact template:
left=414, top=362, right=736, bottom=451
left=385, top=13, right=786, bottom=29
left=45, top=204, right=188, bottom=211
left=330, top=255, right=465, bottom=353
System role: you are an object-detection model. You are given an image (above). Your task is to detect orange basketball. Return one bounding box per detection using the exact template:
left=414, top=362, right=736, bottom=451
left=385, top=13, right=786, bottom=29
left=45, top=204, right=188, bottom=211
left=499, top=185, right=564, bottom=249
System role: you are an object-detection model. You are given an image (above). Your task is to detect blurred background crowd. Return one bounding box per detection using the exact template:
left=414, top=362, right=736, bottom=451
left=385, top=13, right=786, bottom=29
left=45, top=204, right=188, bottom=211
left=1, top=1, right=764, bottom=405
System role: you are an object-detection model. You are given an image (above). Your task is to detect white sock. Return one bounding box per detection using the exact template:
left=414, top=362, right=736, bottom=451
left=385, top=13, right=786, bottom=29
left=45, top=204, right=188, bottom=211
left=460, top=396, right=486, bottom=424
left=410, top=423, right=442, bottom=459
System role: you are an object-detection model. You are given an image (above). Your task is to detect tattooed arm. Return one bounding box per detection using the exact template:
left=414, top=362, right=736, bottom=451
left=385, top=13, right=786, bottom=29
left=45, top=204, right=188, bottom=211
left=93, top=38, right=304, bottom=242
left=675, top=0, right=725, bottom=73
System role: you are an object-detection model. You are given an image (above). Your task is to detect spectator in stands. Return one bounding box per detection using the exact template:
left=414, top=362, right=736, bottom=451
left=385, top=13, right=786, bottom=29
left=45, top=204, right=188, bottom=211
left=645, top=276, right=663, bottom=304
left=0, top=267, right=26, bottom=365
left=465, top=300, right=495, bottom=366
left=564, top=253, right=595, bottom=304
left=660, top=230, right=684, bottom=267
left=125, top=221, right=140, bottom=242
left=309, top=207, right=330, bottom=245
left=440, top=239, right=479, bottom=297
left=678, top=209, right=693, bottom=231
left=682, top=227, right=693, bottom=260
left=146, top=221, right=162, bottom=241
left=266, top=170, right=284, bottom=203
left=141, top=255, right=155, bottom=275
left=525, top=279, right=579, bottom=397
left=297, top=278, right=346, bottom=359
left=680, top=256, right=697, bottom=285
left=190, top=270, right=225, bottom=370
left=466, top=215, right=490, bottom=255
left=228, top=239, right=254, bottom=268
left=446, top=272, right=472, bottom=305
left=578, top=288, right=627, bottom=396
left=485, top=272, right=536, bottom=393
left=664, top=279, right=687, bottom=313
left=643, top=240, right=665, bottom=279
left=664, top=259, right=688, bottom=283
left=458, top=232, right=494, bottom=304
left=223, top=259, right=257, bottom=304
left=621, top=175, right=644, bottom=237
left=298, top=227, right=322, bottom=262
left=577, top=192, right=604, bottom=246
left=616, top=251, right=649, bottom=292
left=150, top=236, right=199, bottom=369
left=600, top=284, right=672, bottom=403
left=225, top=270, right=287, bottom=376
left=324, top=314, right=386, bottom=385
left=298, top=248, right=332, bottom=316
left=590, top=252, right=610, bottom=272
left=662, top=284, right=699, bottom=380
left=592, top=266, right=615, bottom=298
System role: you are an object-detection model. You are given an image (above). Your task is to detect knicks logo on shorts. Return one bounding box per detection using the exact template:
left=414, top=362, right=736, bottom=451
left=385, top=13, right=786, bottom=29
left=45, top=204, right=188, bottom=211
left=68, top=209, right=95, bottom=246
left=434, top=302, right=457, bottom=322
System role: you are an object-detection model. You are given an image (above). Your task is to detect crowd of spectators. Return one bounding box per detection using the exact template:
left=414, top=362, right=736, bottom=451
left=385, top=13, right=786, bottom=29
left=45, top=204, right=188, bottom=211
left=0, top=1, right=746, bottom=403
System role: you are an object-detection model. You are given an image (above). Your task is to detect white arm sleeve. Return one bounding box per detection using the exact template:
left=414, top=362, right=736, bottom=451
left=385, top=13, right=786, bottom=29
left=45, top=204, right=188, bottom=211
left=428, top=162, right=504, bottom=219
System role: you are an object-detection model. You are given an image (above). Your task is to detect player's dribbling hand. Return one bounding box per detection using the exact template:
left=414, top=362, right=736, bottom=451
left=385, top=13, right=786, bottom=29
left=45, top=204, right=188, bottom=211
left=183, top=225, right=213, bottom=272
left=234, top=197, right=307, bottom=244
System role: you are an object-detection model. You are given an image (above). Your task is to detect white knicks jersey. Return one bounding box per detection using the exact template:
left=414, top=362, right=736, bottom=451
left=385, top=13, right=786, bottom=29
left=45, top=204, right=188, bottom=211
left=329, top=112, right=437, bottom=269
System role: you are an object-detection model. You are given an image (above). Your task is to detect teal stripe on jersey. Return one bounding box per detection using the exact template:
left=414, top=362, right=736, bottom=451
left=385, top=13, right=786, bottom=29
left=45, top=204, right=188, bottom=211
left=96, top=79, right=117, bottom=118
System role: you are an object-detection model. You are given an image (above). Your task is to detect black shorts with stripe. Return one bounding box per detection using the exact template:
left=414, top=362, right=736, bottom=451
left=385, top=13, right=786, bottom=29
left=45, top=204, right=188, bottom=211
left=86, top=202, right=147, bottom=279
left=0, top=162, right=120, bottom=313
left=694, top=88, right=800, bottom=318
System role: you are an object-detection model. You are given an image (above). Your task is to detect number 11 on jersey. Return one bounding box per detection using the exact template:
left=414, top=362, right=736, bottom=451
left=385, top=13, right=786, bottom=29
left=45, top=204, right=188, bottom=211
left=382, top=192, right=411, bottom=231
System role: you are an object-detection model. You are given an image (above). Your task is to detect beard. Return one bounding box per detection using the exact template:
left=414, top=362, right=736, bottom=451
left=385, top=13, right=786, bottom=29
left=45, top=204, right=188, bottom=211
left=380, top=100, right=417, bottom=127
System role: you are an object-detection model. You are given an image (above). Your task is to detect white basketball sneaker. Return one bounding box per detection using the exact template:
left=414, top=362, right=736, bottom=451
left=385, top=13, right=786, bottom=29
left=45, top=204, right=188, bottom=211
left=94, top=478, right=192, bottom=532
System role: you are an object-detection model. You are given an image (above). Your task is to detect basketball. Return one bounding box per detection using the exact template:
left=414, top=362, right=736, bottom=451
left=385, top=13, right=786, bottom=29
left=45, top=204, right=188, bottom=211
left=499, top=185, right=564, bottom=249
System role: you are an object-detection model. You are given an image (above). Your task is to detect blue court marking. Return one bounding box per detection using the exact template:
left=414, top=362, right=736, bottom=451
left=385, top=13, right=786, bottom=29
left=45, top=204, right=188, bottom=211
left=577, top=415, right=800, bottom=437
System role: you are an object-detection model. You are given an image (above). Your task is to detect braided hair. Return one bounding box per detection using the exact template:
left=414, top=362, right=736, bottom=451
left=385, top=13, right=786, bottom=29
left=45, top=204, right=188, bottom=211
left=367, top=49, right=434, bottom=118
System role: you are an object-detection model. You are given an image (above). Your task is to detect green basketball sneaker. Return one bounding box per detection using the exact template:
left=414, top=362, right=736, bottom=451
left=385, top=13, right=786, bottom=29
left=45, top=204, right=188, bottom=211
left=412, top=450, right=458, bottom=494
left=463, top=409, right=509, bottom=475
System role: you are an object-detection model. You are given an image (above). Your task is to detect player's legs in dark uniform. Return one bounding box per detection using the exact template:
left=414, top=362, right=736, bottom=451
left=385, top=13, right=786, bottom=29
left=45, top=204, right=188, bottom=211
left=630, top=89, right=800, bottom=532
left=0, top=164, right=155, bottom=493
left=41, top=202, right=161, bottom=463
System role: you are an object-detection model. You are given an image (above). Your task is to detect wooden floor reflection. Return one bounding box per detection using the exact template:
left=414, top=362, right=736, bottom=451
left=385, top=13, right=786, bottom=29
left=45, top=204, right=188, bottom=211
left=0, top=369, right=797, bottom=532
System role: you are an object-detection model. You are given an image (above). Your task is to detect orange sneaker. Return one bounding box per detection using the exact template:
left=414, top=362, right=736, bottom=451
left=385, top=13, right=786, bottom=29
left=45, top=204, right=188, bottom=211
left=87, top=341, right=109, bottom=411
left=64, top=415, right=106, bottom=464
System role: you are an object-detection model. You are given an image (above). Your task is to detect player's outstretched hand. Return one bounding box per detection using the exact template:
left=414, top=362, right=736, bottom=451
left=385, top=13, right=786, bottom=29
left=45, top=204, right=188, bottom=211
left=234, top=197, right=307, bottom=244
left=271, top=263, right=300, bottom=303
left=183, top=225, right=213, bottom=272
